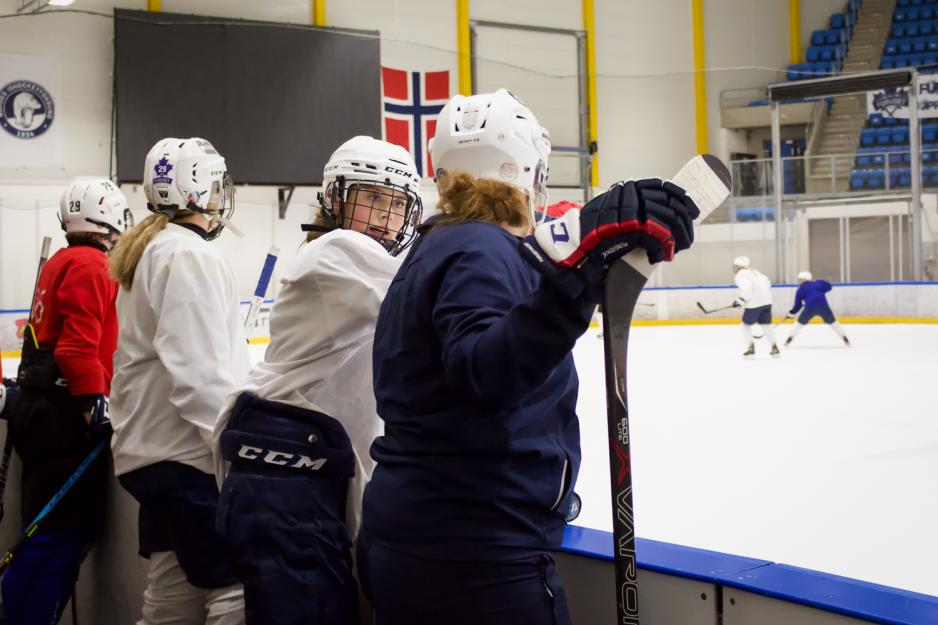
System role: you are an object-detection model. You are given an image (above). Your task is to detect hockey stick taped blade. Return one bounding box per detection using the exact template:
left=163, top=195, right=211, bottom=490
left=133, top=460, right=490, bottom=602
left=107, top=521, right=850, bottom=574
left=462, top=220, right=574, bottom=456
left=670, top=154, right=731, bottom=222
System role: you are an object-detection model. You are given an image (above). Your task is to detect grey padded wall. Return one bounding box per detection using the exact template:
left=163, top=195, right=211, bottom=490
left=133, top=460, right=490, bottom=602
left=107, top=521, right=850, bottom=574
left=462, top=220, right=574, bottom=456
left=114, top=10, right=381, bottom=185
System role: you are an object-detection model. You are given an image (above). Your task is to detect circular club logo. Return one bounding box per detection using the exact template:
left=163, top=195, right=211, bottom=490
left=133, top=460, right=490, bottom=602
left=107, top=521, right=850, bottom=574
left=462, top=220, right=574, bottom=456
left=0, top=80, right=55, bottom=139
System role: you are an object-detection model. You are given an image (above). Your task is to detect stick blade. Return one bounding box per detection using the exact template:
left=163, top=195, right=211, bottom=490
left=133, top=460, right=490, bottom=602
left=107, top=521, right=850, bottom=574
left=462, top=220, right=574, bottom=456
left=670, top=154, right=732, bottom=222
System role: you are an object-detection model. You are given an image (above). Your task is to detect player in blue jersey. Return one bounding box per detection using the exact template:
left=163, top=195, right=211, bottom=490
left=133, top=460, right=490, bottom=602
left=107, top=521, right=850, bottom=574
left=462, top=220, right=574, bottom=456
left=358, top=89, right=700, bottom=625
left=785, top=271, right=850, bottom=347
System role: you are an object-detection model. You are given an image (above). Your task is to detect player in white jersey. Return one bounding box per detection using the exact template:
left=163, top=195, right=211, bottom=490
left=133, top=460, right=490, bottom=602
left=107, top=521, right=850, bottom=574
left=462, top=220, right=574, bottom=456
left=211, top=136, right=422, bottom=625
left=108, top=137, right=249, bottom=625
left=733, top=256, right=780, bottom=357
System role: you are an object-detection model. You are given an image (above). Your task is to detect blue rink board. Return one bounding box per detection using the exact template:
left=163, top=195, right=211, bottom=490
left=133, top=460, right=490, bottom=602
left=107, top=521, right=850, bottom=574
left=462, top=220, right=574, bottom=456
left=562, top=525, right=938, bottom=625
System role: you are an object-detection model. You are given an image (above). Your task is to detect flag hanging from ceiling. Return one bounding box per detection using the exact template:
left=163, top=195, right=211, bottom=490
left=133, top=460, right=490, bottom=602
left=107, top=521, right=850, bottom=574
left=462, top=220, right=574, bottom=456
left=381, top=67, right=450, bottom=178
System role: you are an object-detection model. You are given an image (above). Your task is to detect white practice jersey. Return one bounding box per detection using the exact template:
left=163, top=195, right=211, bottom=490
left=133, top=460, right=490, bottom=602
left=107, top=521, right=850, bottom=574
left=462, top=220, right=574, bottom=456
left=110, top=224, right=250, bottom=477
left=213, top=229, right=402, bottom=538
left=734, top=268, right=773, bottom=309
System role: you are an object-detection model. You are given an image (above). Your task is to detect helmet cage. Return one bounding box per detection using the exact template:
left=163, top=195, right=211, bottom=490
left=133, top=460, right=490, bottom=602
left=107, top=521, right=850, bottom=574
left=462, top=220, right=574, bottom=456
left=320, top=174, right=423, bottom=256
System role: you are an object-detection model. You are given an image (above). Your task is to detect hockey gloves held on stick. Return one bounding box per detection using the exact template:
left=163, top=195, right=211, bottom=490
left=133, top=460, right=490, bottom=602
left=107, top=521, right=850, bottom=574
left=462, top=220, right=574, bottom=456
left=520, top=179, right=699, bottom=300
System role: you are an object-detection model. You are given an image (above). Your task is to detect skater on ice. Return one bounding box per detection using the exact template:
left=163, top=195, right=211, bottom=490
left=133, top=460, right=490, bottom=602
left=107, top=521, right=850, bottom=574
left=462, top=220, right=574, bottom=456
left=785, top=271, right=850, bottom=347
left=732, top=256, right=780, bottom=357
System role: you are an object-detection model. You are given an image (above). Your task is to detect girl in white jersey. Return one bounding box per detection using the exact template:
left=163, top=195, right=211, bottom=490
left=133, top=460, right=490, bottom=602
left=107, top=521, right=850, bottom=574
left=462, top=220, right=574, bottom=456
left=212, top=136, right=422, bottom=625
left=733, top=256, right=780, bottom=358
left=108, top=137, right=249, bottom=625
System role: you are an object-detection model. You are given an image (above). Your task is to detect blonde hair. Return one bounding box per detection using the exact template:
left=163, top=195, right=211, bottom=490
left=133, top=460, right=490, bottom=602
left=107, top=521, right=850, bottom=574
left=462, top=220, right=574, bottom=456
left=436, top=171, right=529, bottom=228
left=303, top=209, right=338, bottom=244
left=109, top=211, right=193, bottom=290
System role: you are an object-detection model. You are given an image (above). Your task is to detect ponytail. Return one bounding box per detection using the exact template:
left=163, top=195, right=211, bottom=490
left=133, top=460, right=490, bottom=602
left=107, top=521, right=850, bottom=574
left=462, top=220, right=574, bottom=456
left=108, top=212, right=171, bottom=290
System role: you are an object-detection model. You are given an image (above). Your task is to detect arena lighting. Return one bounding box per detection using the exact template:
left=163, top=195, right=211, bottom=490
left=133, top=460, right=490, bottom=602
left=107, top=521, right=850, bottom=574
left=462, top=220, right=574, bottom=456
left=48, top=0, right=76, bottom=5
left=768, top=68, right=915, bottom=101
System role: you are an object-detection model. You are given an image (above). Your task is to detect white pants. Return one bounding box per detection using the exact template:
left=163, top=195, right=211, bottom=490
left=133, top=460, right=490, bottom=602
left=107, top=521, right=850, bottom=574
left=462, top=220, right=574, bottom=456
left=137, top=551, right=245, bottom=625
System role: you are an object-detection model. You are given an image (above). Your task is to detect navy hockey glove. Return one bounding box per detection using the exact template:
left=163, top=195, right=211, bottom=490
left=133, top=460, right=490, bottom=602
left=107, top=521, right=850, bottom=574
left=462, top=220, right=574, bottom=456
left=520, top=179, right=699, bottom=299
left=78, top=394, right=112, bottom=437
left=0, top=378, right=19, bottom=420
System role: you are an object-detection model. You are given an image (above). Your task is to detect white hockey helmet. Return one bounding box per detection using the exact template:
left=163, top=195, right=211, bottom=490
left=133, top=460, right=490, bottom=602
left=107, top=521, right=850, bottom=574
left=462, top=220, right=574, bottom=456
left=59, top=178, right=133, bottom=236
left=317, top=135, right=423, bottom=256
left=143, top=137, right=234, bottom=240
left=733, top=256, right=751, bottom=269
left=797, top=270, right=813, bottom=282
left=428, top=89, right=551, bottom=225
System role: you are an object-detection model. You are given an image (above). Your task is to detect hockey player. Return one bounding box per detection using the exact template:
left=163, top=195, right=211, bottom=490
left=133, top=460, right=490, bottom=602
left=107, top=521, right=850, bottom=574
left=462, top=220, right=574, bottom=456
left=1, top=179, right=130, bottom=625
left=785, top=271, right=850, bottom=346
left=358, top=89, right=699, bottom=625
left=733, top=256, right=780, bottom=357
left=211, top=136, right=422, bottom=625
left=107, top=138, right=248, bottom=625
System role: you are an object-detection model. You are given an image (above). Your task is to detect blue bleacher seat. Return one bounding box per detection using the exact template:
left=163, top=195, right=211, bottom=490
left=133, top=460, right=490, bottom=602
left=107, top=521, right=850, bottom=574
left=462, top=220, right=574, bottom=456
left=850, top=170, right=866, bottom=190
left=922, top=7, right=935, bottom=19
left=861, top=128, right=875, bottom=146
left=900, top=41, right=914, bottom=54
left=924, top=126, right=938, bottom=142
left=877, top=128, right=893, bottom=145
left=869, top=171, right=886, bottom=189
left=831, top=14, right=846, bottom=29
left=870, top=113, right=884, bottom=126
left=921, top=22, right=934, bottom=36
left=885, top=40, right=898, bottom=55
left=811, top=31, right=826, bottom=46
left=884, top=116, right=899, bottom=126
left=914, top=39, right=928, bottom=52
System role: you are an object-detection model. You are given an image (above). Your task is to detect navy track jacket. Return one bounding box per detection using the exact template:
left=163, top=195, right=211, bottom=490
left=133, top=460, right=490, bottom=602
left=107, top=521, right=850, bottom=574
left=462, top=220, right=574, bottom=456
left=790, top=280, right=833, bottom=314
left=364, top=221, right=596, bottom=560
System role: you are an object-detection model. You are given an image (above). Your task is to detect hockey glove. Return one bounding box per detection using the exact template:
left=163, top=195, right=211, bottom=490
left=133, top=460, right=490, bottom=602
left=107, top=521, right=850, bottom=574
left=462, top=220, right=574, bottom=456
left=78, top=394, right=112, bottom=437
left=520, top=179, right=699, bottom=299
left=0, top=378, right=19, bottom=420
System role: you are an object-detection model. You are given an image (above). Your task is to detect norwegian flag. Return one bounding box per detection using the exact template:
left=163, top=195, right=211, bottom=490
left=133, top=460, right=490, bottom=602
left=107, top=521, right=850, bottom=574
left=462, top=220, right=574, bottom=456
left=381, top=67, right=450, bottom=178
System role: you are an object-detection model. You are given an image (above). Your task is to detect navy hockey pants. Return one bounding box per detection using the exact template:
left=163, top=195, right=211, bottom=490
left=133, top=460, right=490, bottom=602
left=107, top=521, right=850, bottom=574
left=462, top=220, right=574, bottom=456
left=0, top=533, right=86, bottom=625
left=217, top=392, right=358, bottom=625
left=118, top=461, right=239, bottom=589
left=356, top=534, right=572, bottom=625
left=742, top=304, right=772, bottom=325
left=797, top=304, right=836, bottom=324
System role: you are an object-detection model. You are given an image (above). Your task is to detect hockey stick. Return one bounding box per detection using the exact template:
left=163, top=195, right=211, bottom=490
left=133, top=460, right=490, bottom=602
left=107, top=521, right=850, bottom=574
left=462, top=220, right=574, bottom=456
left=0, top=440, right=106, bottom=574
left=0, top=236, right=52, bottom=523
left=602, top=155, right=731, bottom=624
left=243, top=246, right=279, bottom=335
left=696, top=301, right=736, bottom=314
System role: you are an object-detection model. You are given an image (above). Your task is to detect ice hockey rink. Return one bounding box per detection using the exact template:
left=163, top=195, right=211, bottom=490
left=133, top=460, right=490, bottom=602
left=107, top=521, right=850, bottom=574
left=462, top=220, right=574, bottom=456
left=4, top=320, right=936, bottom=599
left=568, top=320, right=938, bottom=599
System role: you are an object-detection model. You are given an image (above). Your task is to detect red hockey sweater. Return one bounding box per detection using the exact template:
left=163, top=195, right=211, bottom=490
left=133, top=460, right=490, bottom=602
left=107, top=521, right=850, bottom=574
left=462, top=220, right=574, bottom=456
left=31, top=244, right=119, bottom=396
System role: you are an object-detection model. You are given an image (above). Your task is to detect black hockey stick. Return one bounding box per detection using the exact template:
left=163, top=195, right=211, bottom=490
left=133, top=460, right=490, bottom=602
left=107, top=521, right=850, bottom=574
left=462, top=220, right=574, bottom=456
left=696, top=301, right=736, bottom=314
left=0, top=236, right=52, bottom=523
left=603, top=155, right=731, bottom=624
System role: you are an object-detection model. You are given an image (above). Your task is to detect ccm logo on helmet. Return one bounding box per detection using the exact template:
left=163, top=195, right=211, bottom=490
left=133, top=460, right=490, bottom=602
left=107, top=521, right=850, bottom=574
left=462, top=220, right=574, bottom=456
left=385, top=166, right=414, bottom=178
left=237, top=444, right=328, bottom=471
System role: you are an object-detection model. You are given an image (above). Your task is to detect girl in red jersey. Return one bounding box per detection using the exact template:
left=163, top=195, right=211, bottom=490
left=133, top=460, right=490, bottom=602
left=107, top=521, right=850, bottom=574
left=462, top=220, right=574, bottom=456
left=2, top=179, right=130, bottom=625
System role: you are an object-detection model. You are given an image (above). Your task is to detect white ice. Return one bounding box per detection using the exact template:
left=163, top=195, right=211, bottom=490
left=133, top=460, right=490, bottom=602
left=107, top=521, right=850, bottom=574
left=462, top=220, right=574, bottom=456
left=3, top=322, right=936, bottom=597
left=571, top=322, right=938, bottom=598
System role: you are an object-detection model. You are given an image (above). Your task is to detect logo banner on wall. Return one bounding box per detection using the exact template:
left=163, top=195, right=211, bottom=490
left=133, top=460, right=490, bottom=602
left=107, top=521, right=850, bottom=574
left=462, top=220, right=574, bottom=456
left=867, top=79, right=938, bottom=119
left=0, top=54, right=63, bottom=169
left=381, top=67, right=450, bottom=177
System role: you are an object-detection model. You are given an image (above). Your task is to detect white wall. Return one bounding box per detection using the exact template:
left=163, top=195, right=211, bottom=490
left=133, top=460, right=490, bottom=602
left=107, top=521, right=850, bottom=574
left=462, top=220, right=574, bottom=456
left=0, top=0, right=836, bottom=308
